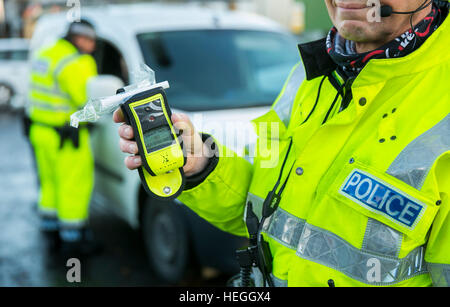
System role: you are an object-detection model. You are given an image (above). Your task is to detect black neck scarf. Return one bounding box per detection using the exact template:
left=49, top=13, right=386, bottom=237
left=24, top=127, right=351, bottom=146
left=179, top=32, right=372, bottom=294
left=326, top=3, right=446, bottom=80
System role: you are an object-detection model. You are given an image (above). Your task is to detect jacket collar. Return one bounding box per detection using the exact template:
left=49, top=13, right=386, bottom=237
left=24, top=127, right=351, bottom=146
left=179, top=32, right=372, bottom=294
left=298, top=8, right=450, bottom=85
left=298, top=38, right=335, bottom=81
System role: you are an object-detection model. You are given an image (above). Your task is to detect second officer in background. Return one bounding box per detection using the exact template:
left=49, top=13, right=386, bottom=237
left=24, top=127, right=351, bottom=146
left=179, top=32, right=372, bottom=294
left=27, top=19, right=99, bottom=256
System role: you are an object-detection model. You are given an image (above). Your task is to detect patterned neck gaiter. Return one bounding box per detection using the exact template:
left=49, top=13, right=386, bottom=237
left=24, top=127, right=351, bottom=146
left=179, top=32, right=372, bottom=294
left=326, top=3, right=446, bottom=80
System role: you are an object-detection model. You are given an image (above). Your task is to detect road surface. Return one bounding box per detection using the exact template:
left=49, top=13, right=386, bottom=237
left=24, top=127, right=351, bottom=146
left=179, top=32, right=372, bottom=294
left=0, top=113, right=229, bottom=287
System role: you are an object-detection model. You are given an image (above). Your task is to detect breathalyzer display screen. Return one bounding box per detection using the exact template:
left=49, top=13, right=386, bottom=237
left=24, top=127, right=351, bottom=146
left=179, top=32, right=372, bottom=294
left=143, top=126, right=174, bottom=152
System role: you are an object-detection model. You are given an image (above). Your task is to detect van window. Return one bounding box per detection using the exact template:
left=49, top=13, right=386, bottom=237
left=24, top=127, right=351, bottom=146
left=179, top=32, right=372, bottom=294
left=137, top=30, right=300, bottom=111
left=0, top=51, right=8, bottom=60
left=10, top=50, right=29, bottom=61
left=0, top=50, right=28, bottom=61
left=93, top=39, right=129, bottom=85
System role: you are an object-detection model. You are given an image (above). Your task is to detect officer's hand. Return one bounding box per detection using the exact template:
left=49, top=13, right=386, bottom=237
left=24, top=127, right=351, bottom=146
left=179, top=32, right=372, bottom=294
left=113, top=109, right=210, bottom=177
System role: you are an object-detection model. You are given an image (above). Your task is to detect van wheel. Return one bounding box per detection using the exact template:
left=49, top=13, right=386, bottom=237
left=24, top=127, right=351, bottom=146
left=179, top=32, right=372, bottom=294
left=141, top=198, right=192, bottom=285
left=0, top=83, right=13, bottom=109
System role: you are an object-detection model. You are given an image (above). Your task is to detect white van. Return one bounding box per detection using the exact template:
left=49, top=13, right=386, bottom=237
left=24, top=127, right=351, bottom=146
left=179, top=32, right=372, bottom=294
left=30, top=2, right=303, bottom=284
left=0, top=38, right=29, bottom=111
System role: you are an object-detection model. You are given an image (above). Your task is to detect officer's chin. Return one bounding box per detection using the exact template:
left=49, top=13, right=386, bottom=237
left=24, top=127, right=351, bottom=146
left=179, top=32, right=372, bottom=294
left=337, top=19, right=377, bottom=42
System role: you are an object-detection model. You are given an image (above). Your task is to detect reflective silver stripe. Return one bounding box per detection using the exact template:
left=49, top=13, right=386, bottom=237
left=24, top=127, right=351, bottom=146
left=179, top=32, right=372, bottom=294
left=31, top=53, right=79, bottom=103
left=252, top=267, right=265, bottom=287
left=249, top=268, right=287, bottom=287
left=387, top=114, right=450, bottom=190
left=273, top=63, right=305, bottom=127
left=263, top=208, right=305, bottom=250
left=38, top=207, right=57, bottom=219
left=30, top=99, right=73, bottom=112
left=264, top=212, right=403, bottom=259
left=59, top=219, right=87, bottom=230
left=53, top=53, right=80, bottom=79
left=297, top=223, right=427, bottom=285
left=258, top=206, right=426, bottom=285
left=428, top=263, right=450, bottom=287
left=362, top=218, right=402, bottom=258
left=271, top=274, right=288, bottom=287
left=30, top=84, right=71, bottom=100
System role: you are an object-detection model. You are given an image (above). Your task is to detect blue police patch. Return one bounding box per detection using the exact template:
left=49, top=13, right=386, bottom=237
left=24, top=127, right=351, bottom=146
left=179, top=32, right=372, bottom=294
left=339, top=169, right=426, bottom=229
left=32, top=59, right=49, bottom=75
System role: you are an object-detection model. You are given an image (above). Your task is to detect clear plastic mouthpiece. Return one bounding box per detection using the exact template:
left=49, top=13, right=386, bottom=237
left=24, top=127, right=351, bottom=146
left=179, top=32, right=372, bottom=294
left=70, top=64, right=169, bottom=128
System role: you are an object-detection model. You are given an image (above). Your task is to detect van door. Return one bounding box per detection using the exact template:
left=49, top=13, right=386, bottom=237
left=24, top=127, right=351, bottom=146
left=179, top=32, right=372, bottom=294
left=89, top=38, right=133, bottom=220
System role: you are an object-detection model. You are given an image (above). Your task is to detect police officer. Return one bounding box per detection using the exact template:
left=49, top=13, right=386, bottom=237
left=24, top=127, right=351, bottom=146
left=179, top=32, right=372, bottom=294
left=115, top=0, right=450, bottom=286
left=28, top=19, right=98, bottom=255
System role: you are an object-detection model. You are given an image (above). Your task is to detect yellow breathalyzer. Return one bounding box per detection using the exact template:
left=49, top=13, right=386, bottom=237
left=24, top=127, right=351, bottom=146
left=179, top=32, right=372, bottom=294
left=119, top=86, right=186, bottom=200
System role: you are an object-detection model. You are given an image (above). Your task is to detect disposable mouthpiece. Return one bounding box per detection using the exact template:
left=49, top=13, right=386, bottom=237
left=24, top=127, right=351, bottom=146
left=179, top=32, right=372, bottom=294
left=70, top=64, right=169, bottom=128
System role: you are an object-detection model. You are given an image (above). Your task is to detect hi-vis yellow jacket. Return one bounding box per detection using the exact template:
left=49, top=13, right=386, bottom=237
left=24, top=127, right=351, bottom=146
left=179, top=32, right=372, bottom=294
left=179, top=11, right=450, bottom=286
left=27, top=38, right=97, bottom=226
left=28, top=38, right=97, bottom=126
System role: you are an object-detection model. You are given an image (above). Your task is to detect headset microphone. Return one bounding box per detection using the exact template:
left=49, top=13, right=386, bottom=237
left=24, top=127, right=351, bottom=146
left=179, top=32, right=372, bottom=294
left=380, top=0, right=434, bottom=18
left=380, top=5, right=394, bottom=17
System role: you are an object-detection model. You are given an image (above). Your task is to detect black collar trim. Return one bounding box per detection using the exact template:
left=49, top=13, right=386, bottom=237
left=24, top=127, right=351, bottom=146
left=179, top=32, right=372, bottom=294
left=298, top=38, right=336, bottom=81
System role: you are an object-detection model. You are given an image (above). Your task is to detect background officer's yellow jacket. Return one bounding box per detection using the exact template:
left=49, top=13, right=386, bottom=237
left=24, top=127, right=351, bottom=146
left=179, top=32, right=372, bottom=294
left=28, top=38, right=97, bottom=228
left=179, top=11, right=450, bottom=286
left=29, top=38, right=97, bottom=126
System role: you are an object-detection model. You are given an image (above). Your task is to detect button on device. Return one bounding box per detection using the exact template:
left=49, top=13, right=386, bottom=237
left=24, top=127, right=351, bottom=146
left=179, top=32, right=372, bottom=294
left=163, top=187, right=172, bottom=195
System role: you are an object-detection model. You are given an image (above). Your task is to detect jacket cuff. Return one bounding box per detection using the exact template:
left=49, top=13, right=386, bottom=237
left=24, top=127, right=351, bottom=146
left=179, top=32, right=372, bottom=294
left=184, top=133, right=219, bottom=190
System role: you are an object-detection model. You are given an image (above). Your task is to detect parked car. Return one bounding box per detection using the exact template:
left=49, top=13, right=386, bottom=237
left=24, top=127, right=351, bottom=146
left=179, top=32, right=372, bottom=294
left=30, top=3, right=303, bottom=284
left=0, top=38, right=29, bottom=111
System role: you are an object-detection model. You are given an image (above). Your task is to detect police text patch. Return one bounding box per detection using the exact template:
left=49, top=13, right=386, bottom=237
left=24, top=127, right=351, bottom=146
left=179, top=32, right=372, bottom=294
left=339, top=169, right=425, bottom=229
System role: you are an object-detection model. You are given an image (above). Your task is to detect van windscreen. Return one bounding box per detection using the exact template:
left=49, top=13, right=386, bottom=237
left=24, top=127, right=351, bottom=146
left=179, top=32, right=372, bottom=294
left=137, top=30, right=300, bottom=111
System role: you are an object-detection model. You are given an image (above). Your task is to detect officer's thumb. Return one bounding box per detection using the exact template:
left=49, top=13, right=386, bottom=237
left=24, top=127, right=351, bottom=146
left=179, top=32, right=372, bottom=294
left=172, top=113, right=193, bottom=136
left=172, top=113, right=203, bottom=156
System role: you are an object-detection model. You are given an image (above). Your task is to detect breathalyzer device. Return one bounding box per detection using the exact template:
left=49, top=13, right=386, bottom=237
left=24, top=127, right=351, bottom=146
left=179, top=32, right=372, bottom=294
left=70, top=64, right=186, bottom=200
left=119, top=86, right=186, bottom=200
